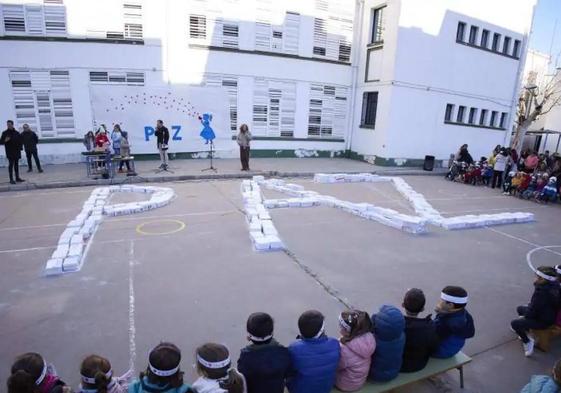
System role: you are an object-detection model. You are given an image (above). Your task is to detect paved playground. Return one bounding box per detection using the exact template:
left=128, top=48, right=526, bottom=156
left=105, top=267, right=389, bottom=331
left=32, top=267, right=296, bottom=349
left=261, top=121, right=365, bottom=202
left=0, top=175, right=560, bottom=392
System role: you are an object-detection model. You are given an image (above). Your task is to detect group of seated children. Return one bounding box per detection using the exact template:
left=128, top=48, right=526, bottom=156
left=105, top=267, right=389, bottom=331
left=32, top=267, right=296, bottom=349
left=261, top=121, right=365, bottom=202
left=7, top=286, right=475, bottom=393
left=502, top=172, right=558, bottom=203
left=511, top=265, right=561, bottom=357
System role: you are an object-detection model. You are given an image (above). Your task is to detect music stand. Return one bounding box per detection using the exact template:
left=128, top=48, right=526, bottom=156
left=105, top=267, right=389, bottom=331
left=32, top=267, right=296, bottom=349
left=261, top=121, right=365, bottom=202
left=201, top=140, right=217, bottom=172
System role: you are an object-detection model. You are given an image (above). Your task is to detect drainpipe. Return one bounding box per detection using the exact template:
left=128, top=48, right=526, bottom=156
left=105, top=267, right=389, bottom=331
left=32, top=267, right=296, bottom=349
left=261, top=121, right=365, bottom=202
left=346, top=0, right=365, bottom=157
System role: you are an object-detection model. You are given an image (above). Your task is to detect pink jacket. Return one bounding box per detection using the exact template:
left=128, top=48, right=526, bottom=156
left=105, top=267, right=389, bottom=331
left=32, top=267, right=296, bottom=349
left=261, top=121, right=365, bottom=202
left=335, top=333, right=376, bottom=392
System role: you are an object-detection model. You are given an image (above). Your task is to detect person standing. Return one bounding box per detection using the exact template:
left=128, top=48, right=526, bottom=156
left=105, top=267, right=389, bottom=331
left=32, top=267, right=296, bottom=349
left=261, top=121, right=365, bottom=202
left=237, top=123, right=252, bottom=171
left=0, top=120, right=25, bottom=184
left=111, top=124, right=123, bottom=156
left=21, top=123, right=43, bottom=173
left=155, top=120, right=170, bottom=169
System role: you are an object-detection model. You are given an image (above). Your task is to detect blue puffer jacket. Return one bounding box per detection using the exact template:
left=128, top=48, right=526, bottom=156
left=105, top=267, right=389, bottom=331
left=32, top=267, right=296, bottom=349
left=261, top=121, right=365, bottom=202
left=287, top=335, right=340, bottom=393
left=433, top=309, right=475, bottom=358
left=369, top=305, right=406, bottom=382
left=520, top=375, right=561, bottom=393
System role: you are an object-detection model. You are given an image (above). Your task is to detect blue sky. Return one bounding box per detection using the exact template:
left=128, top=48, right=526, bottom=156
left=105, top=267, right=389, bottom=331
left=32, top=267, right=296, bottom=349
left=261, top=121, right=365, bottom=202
left=530, top=0, right=561, bottom=69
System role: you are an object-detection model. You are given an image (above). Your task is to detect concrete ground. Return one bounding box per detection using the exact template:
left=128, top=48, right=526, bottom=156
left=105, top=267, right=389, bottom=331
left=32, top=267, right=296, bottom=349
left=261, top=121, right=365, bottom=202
left=0, top=176, right=560, bottom=392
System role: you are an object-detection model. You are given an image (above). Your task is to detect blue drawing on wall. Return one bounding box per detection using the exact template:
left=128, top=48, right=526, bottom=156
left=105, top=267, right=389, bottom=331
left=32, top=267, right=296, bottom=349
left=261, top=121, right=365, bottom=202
left=198, top=113, right=215, bottom=144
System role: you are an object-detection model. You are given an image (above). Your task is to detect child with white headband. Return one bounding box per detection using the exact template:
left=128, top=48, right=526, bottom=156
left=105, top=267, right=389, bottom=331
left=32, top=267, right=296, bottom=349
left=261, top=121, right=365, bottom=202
left=129, top=342, right=194, bottom=393
left=335, top=310, right=375, bottom=392
left=192, top=343, right=246, bottom=393
left=287, top=310, right=340, bottom=393
left=511, top=266, right=560, bottom=357
left=237, top=312, right=291, bottom=393
left=433, top=286, right=475, bottom=359
left=78, top=354, right=132, bottom=393
left=8, top=352, right=70, bottom=393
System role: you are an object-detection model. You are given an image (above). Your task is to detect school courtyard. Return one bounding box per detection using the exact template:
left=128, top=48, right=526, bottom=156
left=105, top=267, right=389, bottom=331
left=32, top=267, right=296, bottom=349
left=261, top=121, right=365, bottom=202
left=0, top=169, right=560, bottom=392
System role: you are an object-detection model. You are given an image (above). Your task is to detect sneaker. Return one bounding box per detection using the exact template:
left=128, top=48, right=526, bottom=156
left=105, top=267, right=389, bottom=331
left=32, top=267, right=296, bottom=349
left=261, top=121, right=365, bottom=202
left=9, top=180, right=16, bottom=185
left=523, top=338, right=535, bottom=357
left=16, top=178, right=25, bottom=182
left=38, top=169, right=43, bottom=173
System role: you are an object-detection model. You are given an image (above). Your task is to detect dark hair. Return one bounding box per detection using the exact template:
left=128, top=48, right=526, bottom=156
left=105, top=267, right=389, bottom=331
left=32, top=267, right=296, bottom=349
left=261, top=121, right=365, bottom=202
left=298, top=310, right=324, bottom=339
left=247, top=312, right=274, bottom=344
left=157, top=120, right=163, bottom=124
left=113, top=124, right=122, bottom=132
left=7, top=120, right=14, bottom=125
left=239, top=124, right=249, bottom=132
left=403, top=288, right=426, bottom=314
left=339, top=310, right=372, bottom=344
left=537, top=266, right=557, bottom=281
left=140, top=342, right=183, bottom=388
left=81, top=355, right=112, bottom=393
left=196, top=343, right=244, bottom=393
left=8, top=353, right=44, bottom=393
left=441, top=286, right=468, bottom=309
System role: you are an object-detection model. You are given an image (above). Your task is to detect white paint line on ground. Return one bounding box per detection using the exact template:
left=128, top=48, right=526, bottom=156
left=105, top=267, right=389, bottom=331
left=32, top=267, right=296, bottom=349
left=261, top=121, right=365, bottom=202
left=0, top=245, right=56, bottom=254
left=128, top=239, right=137, bottom=372
left=0, top=223, right=68, bottom=232
left=526, top=246, right=561, bottom=272
left=488, top=227, right=561, bottom=260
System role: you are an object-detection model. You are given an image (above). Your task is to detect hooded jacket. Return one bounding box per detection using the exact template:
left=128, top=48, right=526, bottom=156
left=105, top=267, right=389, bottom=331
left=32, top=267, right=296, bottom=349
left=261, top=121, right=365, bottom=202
left=237, top=339, right=291, bottom=393
left=401, top=315, right=439, bottom=373
left=128, top=377, right=193, bottom=393
left=433, top=309, right=475, bottom=358
left=335, top=332, right=376, bottom=392
left=191, top=371, right=247, bottom=393
left=369, top=305, right=405, bottom=382
left=287, top=335, right=340, bottom=393
left=524, top=281, right=560, bottom=326
left=520, top=375, right=560, bottom=393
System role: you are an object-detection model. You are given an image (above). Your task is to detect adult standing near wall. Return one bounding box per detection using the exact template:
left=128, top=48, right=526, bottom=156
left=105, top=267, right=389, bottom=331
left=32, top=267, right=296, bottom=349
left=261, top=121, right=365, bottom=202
left=237, top=123, right=252, bottom=171
left=0, top=120, right=25, bottom=184
left=155, top=119, right=170, bottom=169
left=21, top=123, right=43, bottom=173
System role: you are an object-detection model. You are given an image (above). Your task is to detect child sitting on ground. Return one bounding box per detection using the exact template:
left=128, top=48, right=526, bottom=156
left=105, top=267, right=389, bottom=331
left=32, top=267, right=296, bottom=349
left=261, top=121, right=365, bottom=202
left=521, top=175, right=538, bottom=199
left=433, top=286, right=475, bottom=359
left=193, top=343, right=246, bottom=393
left=502, top=171, right=516, bottom=195
left=401, top=289, right=440, bottom=373
left=369, top=305, right=405, bottom=382
left=537, top=176, right=558, bottom=203
left=287, top=310, right=340, bottom=393
left=533, top=174, right=548, bottom=199
left=481, top=161, right=493, bottom=186
left=510, top=172, right=524, bottom=196
left=520, top=358, right=561, bottom=393
left=511, top=266, right=560, bottom=357
left=237, top=312, right=291, bottom=393
left=129, top=342, right=194, bottom=393
left=79, top=354, right=132, bottom=393
left=335, top=310, right=376, bottom=392
left=8, top=353, right=70, bottom=393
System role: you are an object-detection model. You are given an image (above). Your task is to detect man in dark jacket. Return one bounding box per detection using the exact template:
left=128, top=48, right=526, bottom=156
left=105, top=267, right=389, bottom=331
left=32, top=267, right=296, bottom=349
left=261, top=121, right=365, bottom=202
left=0, top=120, right=25, bottom=184
left=21, top=123, right=43, bottom=173
left=511, top=266, right=560, bottom=357
left=155, top=119, right=170, bottom=169
left=400, top=288, right=439, bottom=373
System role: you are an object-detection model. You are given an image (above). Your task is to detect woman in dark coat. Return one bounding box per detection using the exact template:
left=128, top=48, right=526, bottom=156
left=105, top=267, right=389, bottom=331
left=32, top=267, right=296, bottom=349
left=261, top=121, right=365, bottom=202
left=0, top=120, right=25, bottom=184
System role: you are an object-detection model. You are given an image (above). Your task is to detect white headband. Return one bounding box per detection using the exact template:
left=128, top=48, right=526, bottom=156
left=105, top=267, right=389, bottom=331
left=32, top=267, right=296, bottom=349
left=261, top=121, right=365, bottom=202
left=338, top=314, right=352, bottom=332
left=312, top=321, right=325, bottom=339
left=536, top=270, right=557, bottom=282
left=81, top=369, right=113, bottom=385
left=248, top=333, right=273, bottom=342
left=149, top=362, right=179, bottom=377
left=556, top=265, right=561, bottom=275
left=35, top=360, right=48, bottom=386
left=441, top=292, right=468, bottom=304
left=197, top=354, right=231, bottom=369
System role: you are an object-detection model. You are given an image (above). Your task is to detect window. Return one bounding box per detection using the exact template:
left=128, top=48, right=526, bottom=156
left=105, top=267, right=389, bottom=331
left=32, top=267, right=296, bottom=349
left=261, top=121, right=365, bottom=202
left=502, top=36, right=511, bottom=55
left=2, top=3, right=66, bottom=36
left=469, top=25, right=478, bottom=45
left=308, top=84, right=348, bottom=138
left=371, top=6, right=385, bottom=43
left=499, top=112, right=508, bottom=129
left=89, top=71, right=145, bottom=85
left=480, top=29, right=489, bottom=48
left=490, top=111, right=498, bottom=127
left=479, top=109, right=488, bottom=126
left=361, top=92, right=378, bottom=128
left=468, top=107, right=477, bottom=124
left=252, top=78, right=296, bottom=137
left=456, top=22, right=466, bottom=42
left=456, top=106, right=466, bottom=123
left=123, top=2, right=142, bottom=39
left=492, top=33, right=500, bottom=51
left=445, top=104, right=454, bottom=122
left=189, top=15, right=206, bottom=39
left=203, top=74, right=238, bottom=133
left=512, top=39, right=521, bottom=58
left=312, top=2, right=353, bottom=62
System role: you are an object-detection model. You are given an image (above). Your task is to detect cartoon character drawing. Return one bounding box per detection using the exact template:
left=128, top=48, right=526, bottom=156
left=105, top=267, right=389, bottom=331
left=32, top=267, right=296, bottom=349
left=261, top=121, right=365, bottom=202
left=198, top=113, right=215, bottom=144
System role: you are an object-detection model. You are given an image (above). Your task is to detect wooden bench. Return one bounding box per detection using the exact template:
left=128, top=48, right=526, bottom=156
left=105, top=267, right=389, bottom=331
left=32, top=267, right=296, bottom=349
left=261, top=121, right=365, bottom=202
left=331, top=352, right=472, bottom=392
left=531, top=325, right=561, bottom=352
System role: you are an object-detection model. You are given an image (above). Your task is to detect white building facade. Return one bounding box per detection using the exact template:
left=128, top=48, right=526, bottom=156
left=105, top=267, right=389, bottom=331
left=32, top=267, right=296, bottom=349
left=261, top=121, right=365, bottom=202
left=0, top=0, right=536, bottom=166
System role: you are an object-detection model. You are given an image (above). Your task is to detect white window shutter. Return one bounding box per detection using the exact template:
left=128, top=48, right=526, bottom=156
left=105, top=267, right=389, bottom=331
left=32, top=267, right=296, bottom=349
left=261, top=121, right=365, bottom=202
left=43, top=4, right=66, bottom=36
left=25, top=5, right=45, bottom=35
left=308, top=83, right=347, bottom=138
left=3, top=4, right=26, bottom=34
left=9, top=71, right=36, bottom=130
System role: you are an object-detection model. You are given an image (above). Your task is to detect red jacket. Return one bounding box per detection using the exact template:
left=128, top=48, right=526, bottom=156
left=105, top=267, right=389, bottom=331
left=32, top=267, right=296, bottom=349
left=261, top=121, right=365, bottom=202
left=95, top=133, right=109, bottom=148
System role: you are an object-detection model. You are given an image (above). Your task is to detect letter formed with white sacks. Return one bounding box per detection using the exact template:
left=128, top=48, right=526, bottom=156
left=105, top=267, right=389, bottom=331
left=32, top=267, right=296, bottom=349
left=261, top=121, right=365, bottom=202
left=242, top=174, right=535, bottom=252
left=44, top=185, right=176, bottom=276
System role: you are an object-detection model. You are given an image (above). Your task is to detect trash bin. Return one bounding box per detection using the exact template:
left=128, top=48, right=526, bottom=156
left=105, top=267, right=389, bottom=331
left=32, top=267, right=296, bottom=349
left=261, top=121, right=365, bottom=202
left=423, top=155, right=435, bottom=171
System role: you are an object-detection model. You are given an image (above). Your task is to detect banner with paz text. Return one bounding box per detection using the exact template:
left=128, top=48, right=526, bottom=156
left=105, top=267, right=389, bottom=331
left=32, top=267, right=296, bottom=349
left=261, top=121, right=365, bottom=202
left=90, top=85, right=232, bottom=154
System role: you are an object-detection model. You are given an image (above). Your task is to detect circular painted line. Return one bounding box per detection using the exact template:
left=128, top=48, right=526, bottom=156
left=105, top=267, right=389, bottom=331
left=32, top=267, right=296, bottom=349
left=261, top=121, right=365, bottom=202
left=136, top=219, right=186, bottom=236
left=526, top=245, right=561, bottom=272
